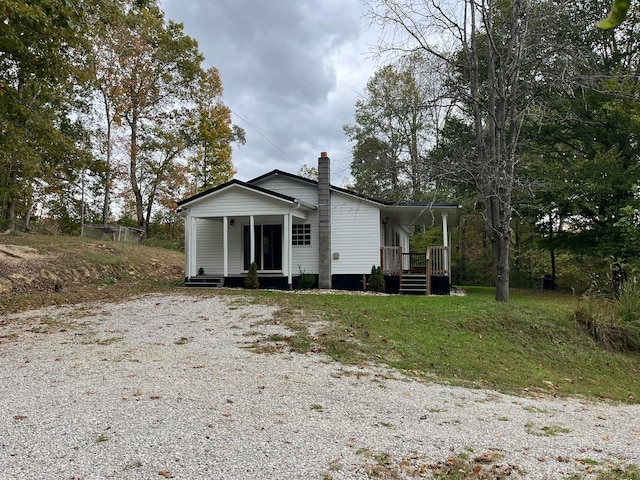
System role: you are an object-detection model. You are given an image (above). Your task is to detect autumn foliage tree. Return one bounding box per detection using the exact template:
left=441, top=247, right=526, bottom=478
left=0, top=0, right=91, bottom=231
left=1, top=0, right=243, bottom=236
left=89, top=2, right=243, bottom=236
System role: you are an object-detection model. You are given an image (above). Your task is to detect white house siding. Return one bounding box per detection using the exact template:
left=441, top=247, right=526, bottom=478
left=291, top=209, right=319, bottom=274
left=195, top=218, right=223, bottom=276
left=227, top=221, right=243, bottom=275
left=253, top=176, right=320, bottom=275
left=187, top=187, right=295, bottom=218
left=330, top=192, right=381, bottom=275
left=253, top=176, right=318, bottom=205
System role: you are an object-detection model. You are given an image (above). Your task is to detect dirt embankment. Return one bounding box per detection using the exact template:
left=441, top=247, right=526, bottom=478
left=0, top=234, right=185, bottom=308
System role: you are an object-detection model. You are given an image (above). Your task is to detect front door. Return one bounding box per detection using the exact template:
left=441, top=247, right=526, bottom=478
left=243, top=224, right=282, bottom=271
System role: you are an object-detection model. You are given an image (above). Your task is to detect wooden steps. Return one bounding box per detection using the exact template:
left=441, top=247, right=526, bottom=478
left=399, top=274, right=428, bottom=295
left=184, top=276, right=224, bottom=287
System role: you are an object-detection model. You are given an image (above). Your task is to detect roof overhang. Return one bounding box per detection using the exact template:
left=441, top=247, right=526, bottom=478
left=381, top=203, right=461, bottom=229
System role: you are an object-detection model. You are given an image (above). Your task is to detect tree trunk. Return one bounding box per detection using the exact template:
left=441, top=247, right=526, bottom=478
left=24, top=202, right=33, bottom=232
left=128, top=107, right=145, bottom=232
left=494, top=233, right=511, bottom=302
left=102, top=89, right=112, bottom=226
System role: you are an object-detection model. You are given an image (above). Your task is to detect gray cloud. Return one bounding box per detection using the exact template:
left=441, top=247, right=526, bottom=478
left=161, top=0, right=378, bottom=184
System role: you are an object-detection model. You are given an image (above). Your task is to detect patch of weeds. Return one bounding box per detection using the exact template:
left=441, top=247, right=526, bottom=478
left=379, top=421, right=394, bottom=428
left=428, top=451, right=519, bottom=479
left=525, top=422, right=571, bottom=436
left=565, top=463, right=640, bottom=480
left=476, top=393, right=501, bottom=403
left=310, top=404, right=324, bottom=412
left=174, top=337, right=189, bottom=345
left=246, top=329, right=313, bottom=355
left=242, top=330, right=262, bottom=337
left=497, top=416, right=510, bottom=421
left=82, top=336, right=123, bottom=346
left=96, top=434, right=109, bottom=443
left=352, top=448, right=519, bottom=480
left=97, top=276, right=117, bottom=286
left=122, top=460, right=143, bottom=471
left=247, top=341, right=278, bottom=354
left=522, top=405, right=553, bottom=414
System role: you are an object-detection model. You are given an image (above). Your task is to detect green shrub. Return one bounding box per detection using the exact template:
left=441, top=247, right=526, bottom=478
left=575, top=280, right=640, bottom=350
left=296, top=267, right=316, bottom=289
left=244, top=262, right=260, bottom=289
left=368, top=265, right=386, bottom=293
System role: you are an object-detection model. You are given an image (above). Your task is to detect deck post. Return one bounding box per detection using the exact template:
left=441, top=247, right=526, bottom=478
left=426, top=248, right=432, bottom=295
left=442, top=213, right=449, bottom=274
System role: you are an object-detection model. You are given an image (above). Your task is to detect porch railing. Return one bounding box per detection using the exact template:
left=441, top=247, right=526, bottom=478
left=381, top=246, right=450, bottom=277
left=381, top=246, right=402, bottom=275
left=429, top=246, right=449, bottom=276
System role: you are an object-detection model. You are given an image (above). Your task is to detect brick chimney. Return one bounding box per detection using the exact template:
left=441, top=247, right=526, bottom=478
left=318, top=152, right=332, bottom=289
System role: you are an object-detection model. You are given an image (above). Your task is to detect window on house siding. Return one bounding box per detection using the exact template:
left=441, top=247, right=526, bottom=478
left=292, top=224, right=311, bottom=246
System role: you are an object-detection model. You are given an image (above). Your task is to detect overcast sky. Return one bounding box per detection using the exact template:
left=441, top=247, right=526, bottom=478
left=160, top=0, right=380, bottom=186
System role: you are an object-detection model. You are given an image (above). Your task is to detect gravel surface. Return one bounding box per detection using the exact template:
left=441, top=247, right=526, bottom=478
left=0, top=293, right=638, bottom=479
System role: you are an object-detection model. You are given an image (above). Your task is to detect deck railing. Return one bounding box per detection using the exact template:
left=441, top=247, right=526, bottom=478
left=381, top=246, right=449, bottom=277
left=429, top=246, right=449, bottom=276
left=381, top=246, right=402, bottom=275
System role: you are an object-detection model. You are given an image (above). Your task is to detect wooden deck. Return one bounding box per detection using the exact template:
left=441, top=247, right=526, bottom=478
left=381, top=246, right=451, bottom=295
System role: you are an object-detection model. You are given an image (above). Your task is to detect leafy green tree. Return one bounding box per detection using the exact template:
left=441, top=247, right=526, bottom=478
left=188, top=67, right=245, bottom=193
left=366, top=0, right=561, bottom=301
left=344, top=60, right=442, bottom=202
left=0, top=0, right=91, bottom=230
left=87, top=1, right=243, bottom=236
left=521, top=2, right=640, bottom=288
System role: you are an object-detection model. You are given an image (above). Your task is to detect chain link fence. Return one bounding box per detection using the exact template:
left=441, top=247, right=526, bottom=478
left=81, top=224, right=144, bottom=244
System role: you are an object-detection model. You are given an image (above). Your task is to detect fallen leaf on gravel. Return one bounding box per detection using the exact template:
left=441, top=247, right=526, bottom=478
left=13, top=415, right=27, bottom=420
left=133, top=389, right=142, bottom=397
left=149, top=395, right=161, bottom=400
left=193, top=365, right=205, bottom=369
left=556, top=456, right=571, bottom=463
left=537, top=456, right=547, bottom=462
left=158, top=470, right=172, bottom=478
left=603, top=435, right=610, bottom=441
left=474, top=453, right=493, bottom=463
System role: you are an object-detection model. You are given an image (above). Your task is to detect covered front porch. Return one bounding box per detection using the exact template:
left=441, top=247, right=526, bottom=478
left=381, top=246, right=451, bottom=295
left=379, top=202, right=458, bottom=295
left=183, top=211, right=313, bottom=289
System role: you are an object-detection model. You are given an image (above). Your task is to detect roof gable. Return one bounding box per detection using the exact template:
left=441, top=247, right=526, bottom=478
left=176, top=179, right=297, bottom=208
left=249, top=169, right=391, bottom=207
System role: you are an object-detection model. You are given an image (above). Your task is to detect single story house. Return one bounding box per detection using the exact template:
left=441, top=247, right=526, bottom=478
left=176, top=153, right=460, bottom=294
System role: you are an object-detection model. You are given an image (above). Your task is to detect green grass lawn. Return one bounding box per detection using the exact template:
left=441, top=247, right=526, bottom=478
left=249, top=287, right=640, bottom=403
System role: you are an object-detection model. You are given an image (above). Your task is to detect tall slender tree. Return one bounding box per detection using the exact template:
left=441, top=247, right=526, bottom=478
left=344, top=57, right=445, bottom=202
left=87, top=1, right=242, bottom=236
left=366, top=0, right=556, bottom=301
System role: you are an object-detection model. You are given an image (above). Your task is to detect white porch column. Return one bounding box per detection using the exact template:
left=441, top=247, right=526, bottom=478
left=442, top=213, right=449, bottom=248
left=223, top=216, right=229, bottom=277
left=442, top=213, right=449, bottom=273
left=189, top=216, right=197, bottom=277
left=249, top=215, right=255, bottom=265
left=285, top=212, right=292, bottom=287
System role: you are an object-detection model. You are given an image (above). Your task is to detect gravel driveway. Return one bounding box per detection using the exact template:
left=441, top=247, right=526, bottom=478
left=1, top=294, right=638, bottom=479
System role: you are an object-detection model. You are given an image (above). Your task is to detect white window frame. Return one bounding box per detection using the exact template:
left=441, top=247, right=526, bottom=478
left=292, top=223, right=311, bottom=246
